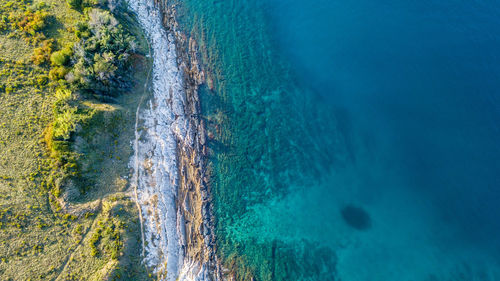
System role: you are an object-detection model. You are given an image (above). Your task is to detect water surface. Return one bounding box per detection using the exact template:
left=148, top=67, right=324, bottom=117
left=176, top=0, right=500, bottom=280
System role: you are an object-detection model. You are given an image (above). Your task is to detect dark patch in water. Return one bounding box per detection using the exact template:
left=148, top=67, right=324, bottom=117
left=341, top=205, right=371, bottom=230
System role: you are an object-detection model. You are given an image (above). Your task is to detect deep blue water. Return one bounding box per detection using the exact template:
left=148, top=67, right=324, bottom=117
left=177, top=0, right=500, bottom=279
left=267, top=0, right=500, bottom=248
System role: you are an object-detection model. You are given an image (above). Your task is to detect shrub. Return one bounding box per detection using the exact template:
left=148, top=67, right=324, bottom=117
left=32, top=39, right=53, bottom=65
left=50, top=51, right=69, bottom=66
left=0, top=15, right=7, bottom=31
left=5, top=85, right=13, bottom=94
left=92, top=53, right=117, bottom=82
left=52, top=107, right=79, bottom=140
left=36, top=2, right=47, bottom=9
left=49, top=66, right=69, bottom=80
left=15, top=10, right=48, bottom=36
left=61, top=45, right=73, bottom=57
left=52, top=185, right=61, bottom=197
left=54, top=88, right=73, bottom=102
left=43, top=124, right=56, bottom=156
left=110, top=246, right=119, bottom=259
left=66, top=0, right=82, bottom=9
left=74, top=22, right=90, bottom=39
left=74, top=224, right=83, bottom=235
left=89, top=228, right=102, bottom=257
left=36, top=75, right=49, bottom=86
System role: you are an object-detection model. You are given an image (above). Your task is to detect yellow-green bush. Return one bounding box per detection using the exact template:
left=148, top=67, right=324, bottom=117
left=32, top=39, right=53, bottom=65
left=5, top=84, right=13, bottom=93
left=52, top=107, right=78, bottom=140
left=48, top=65, right=69, bottom=80
left=50, top=51, right=69, bottom=66
left=13, top=10, right=48, bottom=36
left=36, top=74, right=49, bottom=86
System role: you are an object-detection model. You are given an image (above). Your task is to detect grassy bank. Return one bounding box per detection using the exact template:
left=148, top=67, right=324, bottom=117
left=0, top=0, right=152, bottom=279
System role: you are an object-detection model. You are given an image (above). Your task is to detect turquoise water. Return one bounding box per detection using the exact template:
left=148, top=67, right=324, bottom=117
left=176, top=0, right=500, bottom=280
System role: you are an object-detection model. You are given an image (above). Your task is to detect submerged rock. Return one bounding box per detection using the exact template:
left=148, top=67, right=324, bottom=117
left=340, top=204, right=371, bottom=230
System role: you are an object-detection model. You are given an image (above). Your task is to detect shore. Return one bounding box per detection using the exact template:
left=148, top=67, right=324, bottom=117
left=128, top=0, right=222, bottom=279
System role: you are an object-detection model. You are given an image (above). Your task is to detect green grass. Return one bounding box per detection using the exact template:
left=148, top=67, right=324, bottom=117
left=0, top=0, right=153, bottom=279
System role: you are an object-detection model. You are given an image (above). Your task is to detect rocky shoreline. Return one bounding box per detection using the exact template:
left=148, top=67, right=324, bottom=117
left=129, top=0, right=223, bottom=279
left=157, top=0, right=223, bottom=279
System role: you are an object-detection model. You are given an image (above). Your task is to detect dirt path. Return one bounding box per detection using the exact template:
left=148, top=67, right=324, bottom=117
left=131, top=33, right=153, bottom=260
left=52, top=200, right=102, bottom=281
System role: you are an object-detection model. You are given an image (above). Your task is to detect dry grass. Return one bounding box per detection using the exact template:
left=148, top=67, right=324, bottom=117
left=0, top=0, right=153, bottom=279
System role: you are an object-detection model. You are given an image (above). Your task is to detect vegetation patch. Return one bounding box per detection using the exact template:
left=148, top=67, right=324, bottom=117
left=0, top=0, right=153, bottom=279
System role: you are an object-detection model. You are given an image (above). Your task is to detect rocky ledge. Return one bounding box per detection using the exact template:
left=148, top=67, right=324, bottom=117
left=155, top=0, right=223, bottom=279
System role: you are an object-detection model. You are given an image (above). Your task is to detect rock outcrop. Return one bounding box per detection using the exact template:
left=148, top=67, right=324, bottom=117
left=129, top=0, right=223, bottom=280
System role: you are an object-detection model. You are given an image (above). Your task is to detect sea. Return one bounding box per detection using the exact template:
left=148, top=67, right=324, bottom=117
left=174, top=0, right=500, bottom=280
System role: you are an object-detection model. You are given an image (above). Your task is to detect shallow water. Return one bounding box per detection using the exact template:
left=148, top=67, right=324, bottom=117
left=176, top=0, right=500, bottom=280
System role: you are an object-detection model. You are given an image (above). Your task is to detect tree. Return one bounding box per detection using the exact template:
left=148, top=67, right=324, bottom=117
left=67, top=9, right=135, bottom=96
